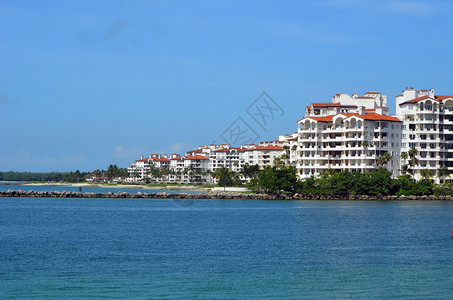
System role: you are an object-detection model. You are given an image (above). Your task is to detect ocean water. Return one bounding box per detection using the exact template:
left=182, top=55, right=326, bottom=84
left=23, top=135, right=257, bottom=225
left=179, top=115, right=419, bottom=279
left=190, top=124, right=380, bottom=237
left=0, top=184, right=201, bottom=194
left=1, top=197, right=453, bottom=299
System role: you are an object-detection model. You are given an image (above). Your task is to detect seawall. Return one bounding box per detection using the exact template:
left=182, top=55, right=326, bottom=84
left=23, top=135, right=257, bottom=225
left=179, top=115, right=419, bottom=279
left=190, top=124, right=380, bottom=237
left=0, top=190, right=451, bottom=200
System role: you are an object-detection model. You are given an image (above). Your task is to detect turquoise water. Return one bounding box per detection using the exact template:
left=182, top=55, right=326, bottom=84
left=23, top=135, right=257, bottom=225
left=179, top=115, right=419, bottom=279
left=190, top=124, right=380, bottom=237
left=1, top=198, right=453, bottom=299
left=0, top=184, right=201, bottom=194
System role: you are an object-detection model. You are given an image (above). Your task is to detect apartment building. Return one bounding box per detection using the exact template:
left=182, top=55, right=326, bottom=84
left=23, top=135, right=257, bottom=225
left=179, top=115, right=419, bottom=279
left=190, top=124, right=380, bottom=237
left=126, top=154, right=170, bottom=182
left=296, top=91, right=402, bottom=179
left=126, top=88, right=453, bottom=184
left=126, top=143, right=284, bottom=183
left=397, top=88, right=453, bottom=182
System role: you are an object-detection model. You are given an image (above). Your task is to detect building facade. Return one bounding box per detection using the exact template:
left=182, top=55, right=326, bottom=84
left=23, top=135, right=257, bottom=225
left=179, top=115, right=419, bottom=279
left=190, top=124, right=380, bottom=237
left=397, top=88, right=453, bottom=182
left=126, top=88, right=453, bottom=185
left=126, top=143, right=284, bottom=183
left=296, top=91, right=402, bottom=179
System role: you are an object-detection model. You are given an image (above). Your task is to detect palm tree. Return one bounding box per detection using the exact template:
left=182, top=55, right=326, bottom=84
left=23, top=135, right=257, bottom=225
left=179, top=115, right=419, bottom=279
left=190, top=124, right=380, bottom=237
left=186, top=165, right=196, bottom=183
left=282, top=145, right=290, bottom=155
left=240, top=164, right=260, bottom=183
left=401, top=151, right=408, bottom=162
left=291, top=144, right=298, bottom=166
left=437, top=165, right=449, bottom=184
left=420, top=169, right=432, bottom=181
left=160, top=166, right=171, bottom=184
left=213, top=166, right=233, bottom=191
left=280, top=153, right=289, bottom=166
left=282, top=145, right=290, bottom=166
left=377, top=152, right=392, bottom=169
left=273, top=157, right=285, bottom=169
left=362, top=140, right=369, bottom=155
left=322, top=168, right=336, bottom=178
left=401, top=164, right=409, bottom=175
left=408, top=147, right=419, bottom=178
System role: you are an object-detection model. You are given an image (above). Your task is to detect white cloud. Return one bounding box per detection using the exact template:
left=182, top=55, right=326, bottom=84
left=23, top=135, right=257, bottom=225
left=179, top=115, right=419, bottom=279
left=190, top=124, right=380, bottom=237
left=113, top=146, right=146, bottom=160
left=320, top=0, right=439, bottom=16
left=71, top=155, right=87, bottom=163
left=0, top=149, right=58, bottom=170
left=385, top=1, right=437, bottom=16
left=171, top=142, right=186, bottom=152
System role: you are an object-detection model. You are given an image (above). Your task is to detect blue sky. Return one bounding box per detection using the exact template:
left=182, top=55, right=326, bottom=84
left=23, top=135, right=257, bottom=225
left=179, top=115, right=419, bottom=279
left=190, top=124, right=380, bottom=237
left=1, top=0, right=453, bottom=172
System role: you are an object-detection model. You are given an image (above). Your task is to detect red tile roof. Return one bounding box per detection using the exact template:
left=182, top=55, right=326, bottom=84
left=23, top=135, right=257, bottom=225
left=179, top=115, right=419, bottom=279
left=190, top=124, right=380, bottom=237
left=401, top=95, right=453, bottom=104
left=184, top=155, right=209, bottom=160
left=187, top=149, right=203, bottom=154
left=136, top=158, right=149, bottom=162
left=365, top=91, right=380, bottom=94
left=311, top=103, right=341, bottom=107
left=299, top=115, right=334, bottom=122
left=244, top=145, right=283, bottom=151
left=340, top=112, right=401, bottom=122
left=152, top=157, right=170, bottom=162
left=357, top=97, right=374, bottom=99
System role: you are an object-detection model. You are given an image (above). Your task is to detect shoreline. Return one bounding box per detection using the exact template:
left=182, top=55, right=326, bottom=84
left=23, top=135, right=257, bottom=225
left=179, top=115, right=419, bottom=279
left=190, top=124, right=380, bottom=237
left=20, top=182, right=211, bottom=192
left=1, top=189, right=451, bottom=201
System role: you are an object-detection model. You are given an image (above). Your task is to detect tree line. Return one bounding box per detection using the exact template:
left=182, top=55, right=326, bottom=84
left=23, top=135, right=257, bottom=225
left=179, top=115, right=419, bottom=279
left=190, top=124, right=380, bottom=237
left=247, top=166, right=439, bottom=196
left=0, top=165, right=128, bottom=182
left=212, top=154, right=451, bottom=196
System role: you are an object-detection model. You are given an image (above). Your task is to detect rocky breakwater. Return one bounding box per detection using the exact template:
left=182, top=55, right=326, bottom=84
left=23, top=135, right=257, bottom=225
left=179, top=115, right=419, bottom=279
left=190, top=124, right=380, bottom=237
left=0, top=189, right=452, bottom=200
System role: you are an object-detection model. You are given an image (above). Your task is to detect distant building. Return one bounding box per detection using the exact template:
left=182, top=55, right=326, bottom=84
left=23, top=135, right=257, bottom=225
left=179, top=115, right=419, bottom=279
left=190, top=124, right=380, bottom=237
left=126, top=143, right=284, bottom=183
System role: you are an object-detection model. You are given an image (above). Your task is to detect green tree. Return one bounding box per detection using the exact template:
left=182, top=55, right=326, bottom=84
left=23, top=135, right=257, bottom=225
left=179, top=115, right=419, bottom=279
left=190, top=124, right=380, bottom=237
left=401, top=151, right=408, bottom=162
left=376, top=152, right=392, bottom=169
left=239, top=164, right=260, bottom=182
left=362, top=140, right=369, bottom=153
left=213, top=167, right=235, bottom=190
left=401, top=164, right=409, bottom=175
left=282, top=145, right=290, bottom=166
left=408, top=147, right=419, bottom=177
left=248, top=165, right=299, bottom=194
left=420, top=169, right=432, bottom=181
left=437, top=165, right=449, bottom=184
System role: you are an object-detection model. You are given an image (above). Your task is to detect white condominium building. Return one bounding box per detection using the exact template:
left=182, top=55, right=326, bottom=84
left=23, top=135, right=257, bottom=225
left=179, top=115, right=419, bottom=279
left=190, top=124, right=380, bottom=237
left=297, top=91, right=402, bottom=179
left=126, top=143, right=284, bottom=183
left=397, top=88, right=453, bottom=182
left=125, top=87, right=453, bottom=184
left=126, top=154, right=170, bottom=182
